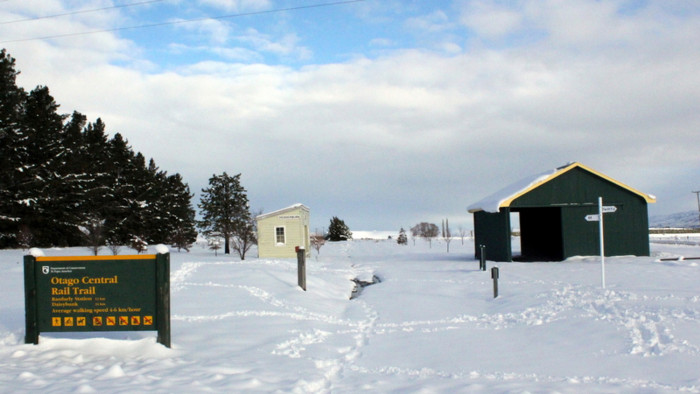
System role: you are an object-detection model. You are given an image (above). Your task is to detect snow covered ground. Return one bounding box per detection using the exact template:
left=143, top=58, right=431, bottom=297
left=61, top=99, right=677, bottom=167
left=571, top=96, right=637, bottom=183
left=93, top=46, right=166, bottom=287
left=1, top=238, right=700, bottom=393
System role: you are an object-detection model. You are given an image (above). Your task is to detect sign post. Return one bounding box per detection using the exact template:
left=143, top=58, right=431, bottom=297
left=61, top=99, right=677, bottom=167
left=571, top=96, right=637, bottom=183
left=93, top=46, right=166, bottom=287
left=584, top=199, right=617, bottom=288
left=583, top=198, right=617, bottom=289
left=23, top=253, right=170, bottom=347
left=295, top=246, right=307, bottom=291
left=598, top=197, right=606, bottom=289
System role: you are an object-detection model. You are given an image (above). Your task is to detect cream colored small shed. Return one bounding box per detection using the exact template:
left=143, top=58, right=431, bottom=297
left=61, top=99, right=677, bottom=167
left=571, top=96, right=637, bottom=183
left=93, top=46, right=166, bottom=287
left=256, top=204, right=310, bottom=258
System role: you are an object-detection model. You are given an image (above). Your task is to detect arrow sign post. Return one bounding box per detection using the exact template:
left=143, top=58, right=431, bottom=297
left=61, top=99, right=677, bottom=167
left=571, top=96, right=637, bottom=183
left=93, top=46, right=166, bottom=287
left=598, top=197, right=606, bottom=289
left=584, top=199, right=617, bottom=289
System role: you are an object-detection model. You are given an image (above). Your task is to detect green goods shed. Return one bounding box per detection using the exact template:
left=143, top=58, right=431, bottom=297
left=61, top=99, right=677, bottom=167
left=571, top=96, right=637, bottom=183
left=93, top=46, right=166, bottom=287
left=467, top=162, right=656, bottom=262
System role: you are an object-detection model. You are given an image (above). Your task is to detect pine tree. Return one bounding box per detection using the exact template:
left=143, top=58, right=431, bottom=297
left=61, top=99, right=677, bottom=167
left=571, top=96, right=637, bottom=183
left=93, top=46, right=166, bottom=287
left=20, top=86, right=71, bottom=246
left=397, top=227, right=408, bottom=245
left=119, top=152, right=150, bottom=243
left=0, top=49, right=27, bottom=247
left=105, top=132, right=137, bottom=240
left=135, top=158, right=165, bottom=244
left=169, top=175, right=198, bottom=249
left=60, top=111, right=88, bottom=235
left=198, top=172, right=250, bottom=255
left=160, top=173, right=197, bottom=248
left=327, top=217, right=352, bottom=241
left=78, top=119, right=111, bottom=225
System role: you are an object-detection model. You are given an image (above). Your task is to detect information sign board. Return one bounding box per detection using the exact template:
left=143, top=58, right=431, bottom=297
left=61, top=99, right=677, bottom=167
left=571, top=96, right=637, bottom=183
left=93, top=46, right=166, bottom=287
left=24, top=254, right=170, bottom=347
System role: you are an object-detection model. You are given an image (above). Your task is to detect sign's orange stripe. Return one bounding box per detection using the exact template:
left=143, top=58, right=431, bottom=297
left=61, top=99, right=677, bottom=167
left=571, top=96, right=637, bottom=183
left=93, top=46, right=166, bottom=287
left=36, top=255, right=156, bottom=261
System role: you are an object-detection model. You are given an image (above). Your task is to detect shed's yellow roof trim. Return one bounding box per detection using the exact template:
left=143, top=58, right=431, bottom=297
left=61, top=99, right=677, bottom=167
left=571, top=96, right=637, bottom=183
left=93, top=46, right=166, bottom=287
left=498, top=162, right=656, bottom=208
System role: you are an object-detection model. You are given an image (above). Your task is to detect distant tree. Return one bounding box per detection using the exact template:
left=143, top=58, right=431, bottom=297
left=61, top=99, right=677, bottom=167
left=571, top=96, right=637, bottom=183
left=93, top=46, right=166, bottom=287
left=208, top=234, right=223, bottom=256
left=80, top=216, right=105, bottom=256
left=170, top=223, right=194, bottom=252
left=397, top=227, right=408, bottom=245
left=197, top=172, right=250, bottom=254
left=106, top=240, right=121, bottom=255
left=458, top=225, right=467, bottom=245
left=129, top=235, right=148, bottom=254
left=230, top=210, right=258, bottom=260
left=105, top=230, right=122, bottom=255
left=409, top=226, right=417, bottom=245
left=411, top=222, right=439, bottom=248
left=16, top=224, right=34, bottom=250
left=310, top=233, right=326, bottom=258
left=326, top=217, right=352, bottom=241
left=442, top=218, right=452, bottom=253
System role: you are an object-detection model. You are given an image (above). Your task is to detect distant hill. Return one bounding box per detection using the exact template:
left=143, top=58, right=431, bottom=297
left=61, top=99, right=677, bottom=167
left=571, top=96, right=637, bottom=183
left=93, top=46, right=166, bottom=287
left=649, top=211, right=700, bottom=228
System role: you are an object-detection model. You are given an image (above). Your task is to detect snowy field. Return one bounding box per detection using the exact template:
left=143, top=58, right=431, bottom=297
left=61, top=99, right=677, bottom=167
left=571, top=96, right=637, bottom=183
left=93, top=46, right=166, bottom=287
left=1, top=238, right=700, bottom=393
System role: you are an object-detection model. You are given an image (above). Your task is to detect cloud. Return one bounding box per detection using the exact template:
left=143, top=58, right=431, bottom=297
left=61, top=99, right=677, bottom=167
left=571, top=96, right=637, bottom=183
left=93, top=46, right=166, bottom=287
left=458, top=1, right=523, bottom=39
left=234, top=28, right=311, bottom=59
left=197, top=0, right=272, bottom=13
left=175, top=18, right=233, bottom=45
left=405, top=10, right=451, bottom=33
left=2, top=0, right=699, bottom=229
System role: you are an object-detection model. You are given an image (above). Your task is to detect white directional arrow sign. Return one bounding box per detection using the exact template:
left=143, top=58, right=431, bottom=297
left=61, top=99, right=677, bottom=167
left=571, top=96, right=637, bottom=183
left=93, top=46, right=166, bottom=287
left=585, top=206, right=617, bottom=221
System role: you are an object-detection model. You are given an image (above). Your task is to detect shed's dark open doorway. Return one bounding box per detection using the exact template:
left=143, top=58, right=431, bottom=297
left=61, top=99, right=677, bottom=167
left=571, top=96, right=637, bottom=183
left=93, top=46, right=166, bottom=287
left=513, top=208, right=564, bottom=261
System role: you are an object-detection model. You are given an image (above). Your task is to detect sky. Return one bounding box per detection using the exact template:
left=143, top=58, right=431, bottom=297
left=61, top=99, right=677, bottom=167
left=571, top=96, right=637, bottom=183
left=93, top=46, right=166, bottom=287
left=1, top=0, right=699, bottom=232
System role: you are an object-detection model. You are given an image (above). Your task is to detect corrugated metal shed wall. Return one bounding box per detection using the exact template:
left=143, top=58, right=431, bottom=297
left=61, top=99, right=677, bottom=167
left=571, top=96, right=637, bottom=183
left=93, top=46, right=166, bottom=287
left=473, top=209, right=512, bottom=262
left=510, top=167, right=650, bottom=259
left=473, top=166, right=651, bottom=261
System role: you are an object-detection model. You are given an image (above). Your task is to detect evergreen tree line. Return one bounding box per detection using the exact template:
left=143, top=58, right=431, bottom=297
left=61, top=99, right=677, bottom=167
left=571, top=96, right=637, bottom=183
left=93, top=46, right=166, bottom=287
left=0, top=49, right=197, bottom=249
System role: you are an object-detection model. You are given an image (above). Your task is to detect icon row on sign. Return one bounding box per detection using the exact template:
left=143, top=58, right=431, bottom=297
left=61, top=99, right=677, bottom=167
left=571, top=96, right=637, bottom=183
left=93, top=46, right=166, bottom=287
left=52, top=315, right=154, bottom=327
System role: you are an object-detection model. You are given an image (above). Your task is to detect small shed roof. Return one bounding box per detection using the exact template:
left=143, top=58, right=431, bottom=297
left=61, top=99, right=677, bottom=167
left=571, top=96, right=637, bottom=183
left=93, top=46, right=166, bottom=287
left=256, top=203, right=309, bottom=220
left=468, top=162, right=656, bottom=213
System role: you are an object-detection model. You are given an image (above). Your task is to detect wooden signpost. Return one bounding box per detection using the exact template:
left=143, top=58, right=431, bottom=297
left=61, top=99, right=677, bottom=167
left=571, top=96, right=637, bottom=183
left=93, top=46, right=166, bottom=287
left=23, top=253, right=170, bottom=347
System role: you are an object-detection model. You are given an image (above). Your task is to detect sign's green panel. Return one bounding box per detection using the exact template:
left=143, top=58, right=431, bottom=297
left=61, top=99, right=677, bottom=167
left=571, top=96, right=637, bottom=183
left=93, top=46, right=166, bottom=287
left=34, top=258, right=156, bottom=332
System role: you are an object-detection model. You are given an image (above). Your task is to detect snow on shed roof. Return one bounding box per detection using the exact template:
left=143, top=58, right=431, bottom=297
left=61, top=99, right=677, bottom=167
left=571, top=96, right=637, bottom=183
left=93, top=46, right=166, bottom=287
left=467, top=162, right=656, bottom=213
left=256, top=203, right=309, bottom=220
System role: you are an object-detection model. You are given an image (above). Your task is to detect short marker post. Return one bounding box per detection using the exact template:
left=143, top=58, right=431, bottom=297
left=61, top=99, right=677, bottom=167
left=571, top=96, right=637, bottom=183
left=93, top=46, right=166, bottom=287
left=479, top=245, right=486, bottom=271
left=491, top=266, right=499, bottom=298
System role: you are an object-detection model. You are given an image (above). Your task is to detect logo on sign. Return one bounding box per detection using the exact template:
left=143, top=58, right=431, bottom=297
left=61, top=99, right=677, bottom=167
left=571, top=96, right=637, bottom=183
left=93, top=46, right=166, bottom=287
left=42, top=266, right=49, bottom=274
